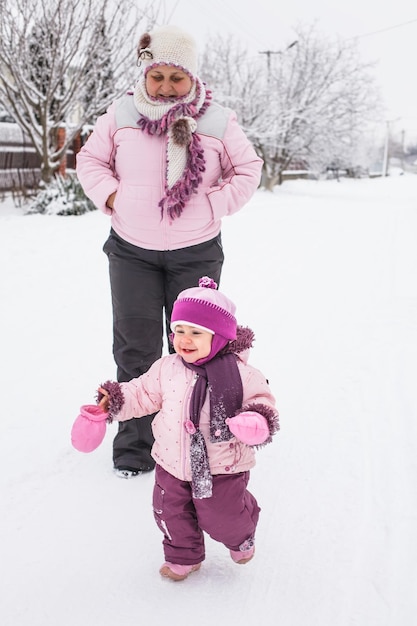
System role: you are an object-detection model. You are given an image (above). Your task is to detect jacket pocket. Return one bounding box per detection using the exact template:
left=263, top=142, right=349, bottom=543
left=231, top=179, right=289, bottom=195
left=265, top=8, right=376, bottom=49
left=153, top=481, right=165, bottom=515
left=153, top=481, right=173, bottom=540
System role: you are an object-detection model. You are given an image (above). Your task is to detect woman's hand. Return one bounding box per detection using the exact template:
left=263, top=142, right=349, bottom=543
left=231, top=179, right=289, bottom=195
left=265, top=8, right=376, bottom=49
left=106, top=192, right=117, bottom=209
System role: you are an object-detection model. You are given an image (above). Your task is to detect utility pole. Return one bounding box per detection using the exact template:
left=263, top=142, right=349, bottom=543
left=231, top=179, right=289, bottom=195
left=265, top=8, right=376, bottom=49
left=382, top=120, right=390, bottom=177
left=259, top=40, right=298, bottom=77
left=258, top=50, right=278, bottom=76
left=382, top=118, right=401, bottom=176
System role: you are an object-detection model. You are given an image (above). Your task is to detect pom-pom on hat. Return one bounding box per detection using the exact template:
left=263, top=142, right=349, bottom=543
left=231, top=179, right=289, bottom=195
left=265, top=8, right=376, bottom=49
left=171, top=276, right=237, bottom=341
left=137, top=25, right=198, bottom=78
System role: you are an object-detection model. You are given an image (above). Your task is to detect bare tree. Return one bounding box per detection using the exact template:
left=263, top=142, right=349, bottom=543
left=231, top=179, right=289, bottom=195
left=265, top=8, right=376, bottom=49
left=201, top=24, right=381, bottom=189
left=0, top=0, right=160, bottom=182
left=200, top=35, right=265, bottom=132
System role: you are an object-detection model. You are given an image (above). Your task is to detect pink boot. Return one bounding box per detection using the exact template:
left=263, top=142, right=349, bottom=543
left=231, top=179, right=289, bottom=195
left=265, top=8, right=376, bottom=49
left=159, top=562, right=201, bottom=581
left=230, top=545, right=255, bottom=564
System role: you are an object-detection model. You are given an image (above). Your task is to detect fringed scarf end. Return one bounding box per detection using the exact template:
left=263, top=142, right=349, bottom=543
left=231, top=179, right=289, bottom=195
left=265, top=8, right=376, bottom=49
left=159, top=133, right=205, bottom=220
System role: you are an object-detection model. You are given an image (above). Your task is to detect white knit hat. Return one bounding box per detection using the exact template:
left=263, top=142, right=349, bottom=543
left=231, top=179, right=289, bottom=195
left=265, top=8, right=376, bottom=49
left=137, top=25, right=198, bottom=77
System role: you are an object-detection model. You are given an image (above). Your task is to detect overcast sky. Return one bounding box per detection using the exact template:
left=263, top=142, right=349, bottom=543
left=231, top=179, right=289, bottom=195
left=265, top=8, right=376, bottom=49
left=168, top=0, right=417, bottom=138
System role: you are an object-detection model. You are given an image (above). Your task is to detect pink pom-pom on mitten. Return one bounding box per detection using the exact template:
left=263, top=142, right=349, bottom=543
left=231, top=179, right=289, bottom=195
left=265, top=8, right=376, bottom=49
left=225, top=411, right=270, bottom=446
left=71, top=404, right=108, bottom=453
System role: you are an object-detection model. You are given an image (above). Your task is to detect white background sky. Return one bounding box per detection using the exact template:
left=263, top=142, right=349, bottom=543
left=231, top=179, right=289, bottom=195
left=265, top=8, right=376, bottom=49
left=167, top=0, right=417, bottom=139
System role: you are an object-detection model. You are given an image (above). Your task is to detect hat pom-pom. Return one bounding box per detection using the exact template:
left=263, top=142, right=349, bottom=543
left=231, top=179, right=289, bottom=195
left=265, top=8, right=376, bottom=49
left=138, top=32, right=151, bottom=50
left=137, top=33, right=152, bottom=60
left=198, top=276, right=217, bottom=290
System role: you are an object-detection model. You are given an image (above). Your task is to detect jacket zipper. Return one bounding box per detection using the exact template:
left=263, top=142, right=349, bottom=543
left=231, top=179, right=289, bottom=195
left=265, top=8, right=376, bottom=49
left=182, top=373, right=198, bottom=478
left=160, top=138, right=170, bottom=251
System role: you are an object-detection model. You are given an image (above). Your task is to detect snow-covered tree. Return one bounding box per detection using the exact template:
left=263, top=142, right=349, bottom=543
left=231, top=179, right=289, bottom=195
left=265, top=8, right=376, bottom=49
left=79, top=15, right=114, bottom=123
left=0, top=0, right=160, bottom=182
left=200, top=36, right=264, bottom=132
left=201, top=24, right=381, bottom=189
left=28, top=22, right=66, bottom=125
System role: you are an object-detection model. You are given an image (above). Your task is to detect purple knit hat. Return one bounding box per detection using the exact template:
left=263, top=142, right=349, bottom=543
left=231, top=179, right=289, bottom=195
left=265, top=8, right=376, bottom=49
left=171, top=276, right=237, bottom=341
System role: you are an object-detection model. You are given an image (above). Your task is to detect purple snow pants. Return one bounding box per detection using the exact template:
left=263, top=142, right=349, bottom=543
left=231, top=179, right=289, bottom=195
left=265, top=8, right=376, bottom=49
left=152, top=464, right=261, bottom=565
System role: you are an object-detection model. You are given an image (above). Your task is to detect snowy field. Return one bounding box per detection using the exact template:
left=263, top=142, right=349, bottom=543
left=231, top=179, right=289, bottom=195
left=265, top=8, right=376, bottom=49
left=0, top=175, right=416, bottom=626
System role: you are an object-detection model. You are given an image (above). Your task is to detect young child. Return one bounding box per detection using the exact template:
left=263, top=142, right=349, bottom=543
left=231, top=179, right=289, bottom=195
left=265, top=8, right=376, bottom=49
left=81, top=277, right=279, bottom=581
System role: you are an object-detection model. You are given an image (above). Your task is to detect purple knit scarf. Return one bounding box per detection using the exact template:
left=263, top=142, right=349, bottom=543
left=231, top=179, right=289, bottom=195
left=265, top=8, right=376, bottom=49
left=183, top=352, right=243, bottom=499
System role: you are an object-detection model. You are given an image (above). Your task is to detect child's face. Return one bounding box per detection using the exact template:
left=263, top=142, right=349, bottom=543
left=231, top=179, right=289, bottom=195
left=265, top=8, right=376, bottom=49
left=173, top=324, right=213, bottom=363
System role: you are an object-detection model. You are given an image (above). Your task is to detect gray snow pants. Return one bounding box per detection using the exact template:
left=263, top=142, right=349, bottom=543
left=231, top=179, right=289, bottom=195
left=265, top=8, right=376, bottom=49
left=103, top=229, right=224, bottom=471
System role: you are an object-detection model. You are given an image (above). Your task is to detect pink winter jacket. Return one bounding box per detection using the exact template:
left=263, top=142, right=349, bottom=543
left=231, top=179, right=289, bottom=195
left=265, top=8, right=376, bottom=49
left=75, top=95, right=263, bottom=250
left=109, top=350, right=277, bottom=482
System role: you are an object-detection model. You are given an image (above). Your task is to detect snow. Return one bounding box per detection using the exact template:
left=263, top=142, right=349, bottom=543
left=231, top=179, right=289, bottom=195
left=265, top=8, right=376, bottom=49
left=1, top=175, right=416, bottom=626
left=0, top=121, right=27, bottom=144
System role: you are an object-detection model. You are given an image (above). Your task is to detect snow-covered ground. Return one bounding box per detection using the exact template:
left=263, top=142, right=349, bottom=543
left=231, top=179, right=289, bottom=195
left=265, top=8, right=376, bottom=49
left=1, top=175, right=416, bottom=626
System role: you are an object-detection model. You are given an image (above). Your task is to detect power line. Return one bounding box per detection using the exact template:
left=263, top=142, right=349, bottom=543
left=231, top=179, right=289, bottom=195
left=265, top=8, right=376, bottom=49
left=206, top=0, right=269, bottom=47
left=348, top=17, right=417, bottom=40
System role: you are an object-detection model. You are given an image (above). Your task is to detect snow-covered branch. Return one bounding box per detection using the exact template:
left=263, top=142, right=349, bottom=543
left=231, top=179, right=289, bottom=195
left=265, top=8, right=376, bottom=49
left=0, top=0, right=160, bottom=182
left=200, top=23, right=382, bottom=188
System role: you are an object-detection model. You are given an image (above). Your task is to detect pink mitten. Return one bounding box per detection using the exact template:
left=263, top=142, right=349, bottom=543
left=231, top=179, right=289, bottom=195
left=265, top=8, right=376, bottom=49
left=225, top=411, right=270, bottom=445
left=71, top=404, right=108, bottom=453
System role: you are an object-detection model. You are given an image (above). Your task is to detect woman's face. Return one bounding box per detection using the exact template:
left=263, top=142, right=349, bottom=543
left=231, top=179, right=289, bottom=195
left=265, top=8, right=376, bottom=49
left=145, top=65, right=193, bottom=99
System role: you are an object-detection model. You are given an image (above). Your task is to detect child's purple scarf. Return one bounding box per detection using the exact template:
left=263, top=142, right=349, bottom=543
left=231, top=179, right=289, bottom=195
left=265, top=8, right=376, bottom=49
left=183, top=351, right=243, bottom=499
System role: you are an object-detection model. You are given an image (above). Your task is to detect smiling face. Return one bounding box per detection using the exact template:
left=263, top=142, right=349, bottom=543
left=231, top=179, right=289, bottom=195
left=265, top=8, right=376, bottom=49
left=172, top=324, right=213, bottom=363
left=145, top=65, right=193, bottom=99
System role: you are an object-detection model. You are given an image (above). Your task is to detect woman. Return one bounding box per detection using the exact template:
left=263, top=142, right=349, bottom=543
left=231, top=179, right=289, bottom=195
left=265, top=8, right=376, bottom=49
left=76, top=25, right=263, bottom=478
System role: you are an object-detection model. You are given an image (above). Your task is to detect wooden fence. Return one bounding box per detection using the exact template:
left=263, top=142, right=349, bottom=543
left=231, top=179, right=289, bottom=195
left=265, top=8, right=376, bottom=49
left=0, top=122, right=78, bottom=191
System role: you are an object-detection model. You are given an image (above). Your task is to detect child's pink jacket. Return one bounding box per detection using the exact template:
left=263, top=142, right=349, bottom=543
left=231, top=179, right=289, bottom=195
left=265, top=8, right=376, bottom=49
left=110, top=351, right=276, bottom=482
